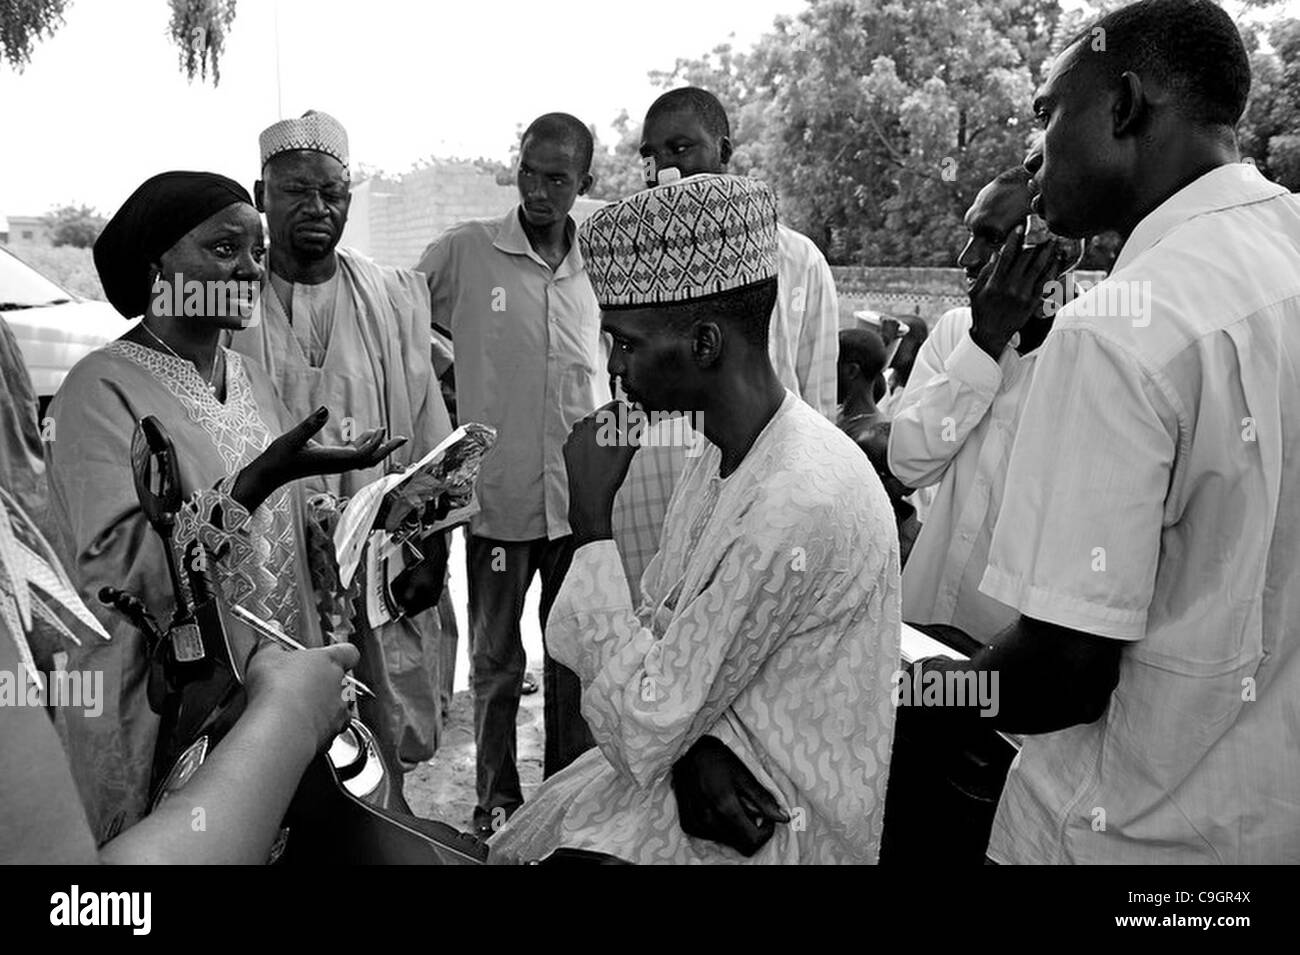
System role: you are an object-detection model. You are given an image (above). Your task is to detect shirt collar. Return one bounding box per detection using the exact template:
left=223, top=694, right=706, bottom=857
left=493, top=205, right=584, bottom=277
left=1113, top=162, right=1288, bottom=273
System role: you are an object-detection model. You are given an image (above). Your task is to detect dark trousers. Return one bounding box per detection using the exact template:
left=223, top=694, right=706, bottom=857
left=465, top=534, right=593, bottom=829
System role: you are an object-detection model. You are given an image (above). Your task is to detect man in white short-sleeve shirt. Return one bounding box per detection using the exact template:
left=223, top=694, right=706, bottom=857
left=903, top=0, right=1300, bottom=863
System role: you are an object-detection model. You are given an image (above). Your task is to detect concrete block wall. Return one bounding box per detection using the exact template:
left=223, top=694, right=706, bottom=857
left=833, top=265, right=1108, bottom=329
left=356, top=162, right=517, bottom=269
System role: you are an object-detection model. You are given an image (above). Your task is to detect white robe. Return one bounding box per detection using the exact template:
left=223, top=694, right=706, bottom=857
left=227, top=248, right=452, bottom=767
left=490, top=393, right=901, bottom=864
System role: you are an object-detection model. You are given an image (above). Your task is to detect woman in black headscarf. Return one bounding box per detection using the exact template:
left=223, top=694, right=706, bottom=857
left=45, top=172, right=403, bottom=842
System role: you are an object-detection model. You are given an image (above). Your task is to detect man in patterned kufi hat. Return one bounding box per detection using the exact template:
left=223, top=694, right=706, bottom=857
left=611, top=88, right=841, bottom=620
left=227, top=111, right=454, bottom=775
left=487, top=174, right=902, bottom=865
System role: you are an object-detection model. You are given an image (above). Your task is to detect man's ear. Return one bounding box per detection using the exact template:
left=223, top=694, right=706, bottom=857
left=692, top=321, right=723, bottom=367
left=719, top=136, right=734, bottom=169
left=579, top=172, right=594, bottom=197
left=1114, top=71, right=1146, bottom=138
left=253, top=179, right=266, bottom=213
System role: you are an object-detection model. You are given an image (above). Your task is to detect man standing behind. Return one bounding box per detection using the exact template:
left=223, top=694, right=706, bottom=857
left=613, top=86, right=841, bottom=601
left=228, top=110, right=453, bottom=774
left=416, top=113, right=610, bottom=836
left=639, top=87, right=839, bottom=417
left=888, top=168, right=1063, bottom=641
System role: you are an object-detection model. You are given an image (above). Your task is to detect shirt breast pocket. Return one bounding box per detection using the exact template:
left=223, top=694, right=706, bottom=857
left=558, top=359, right=604, bottom=419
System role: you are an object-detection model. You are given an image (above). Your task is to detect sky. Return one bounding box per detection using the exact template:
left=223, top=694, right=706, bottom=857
left=2, top=0, right=1294, bottom=218
left=0, top=0, right=808, bottom=216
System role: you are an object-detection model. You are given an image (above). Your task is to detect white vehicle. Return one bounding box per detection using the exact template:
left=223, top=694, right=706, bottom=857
left=1, top=246, right=116, bottom=402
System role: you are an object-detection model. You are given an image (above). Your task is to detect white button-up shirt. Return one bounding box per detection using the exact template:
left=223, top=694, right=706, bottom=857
left=888, top=306, right=1040, bottom=641
left=980, top=163, right=1300, bottom=863
left=418, top=208, right=610, bottom=541
left=770, top=225, right=839, bottom=419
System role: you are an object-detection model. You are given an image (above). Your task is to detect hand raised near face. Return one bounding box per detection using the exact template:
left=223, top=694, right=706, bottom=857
left=564, top=400, right=641, bottom=547
left=969, top=226, right=1067, bottom=360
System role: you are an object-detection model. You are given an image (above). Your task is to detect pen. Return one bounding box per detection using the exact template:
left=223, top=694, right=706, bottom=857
left=232, top=605, right=375, bottom=699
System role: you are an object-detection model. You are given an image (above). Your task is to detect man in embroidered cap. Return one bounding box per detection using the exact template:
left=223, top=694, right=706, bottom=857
left=488, top=174, right=900, bottom=865
left=607, top=87, right=844, bottom=608
left=226, top=111, right=453, bottom=775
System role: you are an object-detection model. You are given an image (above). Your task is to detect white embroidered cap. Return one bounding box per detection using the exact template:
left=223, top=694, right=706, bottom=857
left=259, top=110, right=350, bottom=170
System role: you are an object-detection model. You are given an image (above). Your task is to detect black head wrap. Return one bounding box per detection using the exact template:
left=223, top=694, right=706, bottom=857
left=93, top=171, right=253, bottom=318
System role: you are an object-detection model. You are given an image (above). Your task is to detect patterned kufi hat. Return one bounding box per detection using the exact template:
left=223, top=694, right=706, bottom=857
left=259, top=110, right=349, bottom=170
left=579, top=174, right=778, bottom=309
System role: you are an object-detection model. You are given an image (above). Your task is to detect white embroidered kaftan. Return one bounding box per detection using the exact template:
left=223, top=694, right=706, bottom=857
left=489, top=393, right=901, bottom=864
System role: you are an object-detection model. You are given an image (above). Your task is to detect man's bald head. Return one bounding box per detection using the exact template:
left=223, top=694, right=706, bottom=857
left=640, top=87, right=733, bottom=182
left=839, top=328, right=889, bottom=382
left=645, top=87, right=730, bottom=140
left=521, top=112, right=594, bottom=174
left=837, top=327, right=889, bottom=416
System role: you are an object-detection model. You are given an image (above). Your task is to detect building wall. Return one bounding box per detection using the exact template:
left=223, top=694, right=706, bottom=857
left=341, top=179, right=373, bottom=256
left=833, top=265, right=1107, bottom=329
left=3, top=216, right=53, bottom=250
left=341, top=161, right=519, bottom=269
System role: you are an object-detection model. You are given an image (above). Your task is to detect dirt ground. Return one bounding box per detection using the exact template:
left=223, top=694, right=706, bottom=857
left=402, top=685, right=545, bottom=829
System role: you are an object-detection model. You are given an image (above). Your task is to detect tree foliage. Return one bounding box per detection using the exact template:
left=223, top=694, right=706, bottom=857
left=633, top=0, right=1297, bottom=267
left=1241, top=18, right=1300, bottom=190
left=588, top=110, right=646, bottom=201
left=642, top=0, right=1074, bottom=266
left=0, top=0, right=66, bottom=69
left=167, top=0, right=238, bottom=86
left=42, top=203, right=106, bottom=249
left=1, top=0, right=237, bottom=83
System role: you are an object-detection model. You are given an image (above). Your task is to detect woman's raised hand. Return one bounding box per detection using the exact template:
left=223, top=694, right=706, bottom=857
left=233, top=406, right=407, bottom=512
